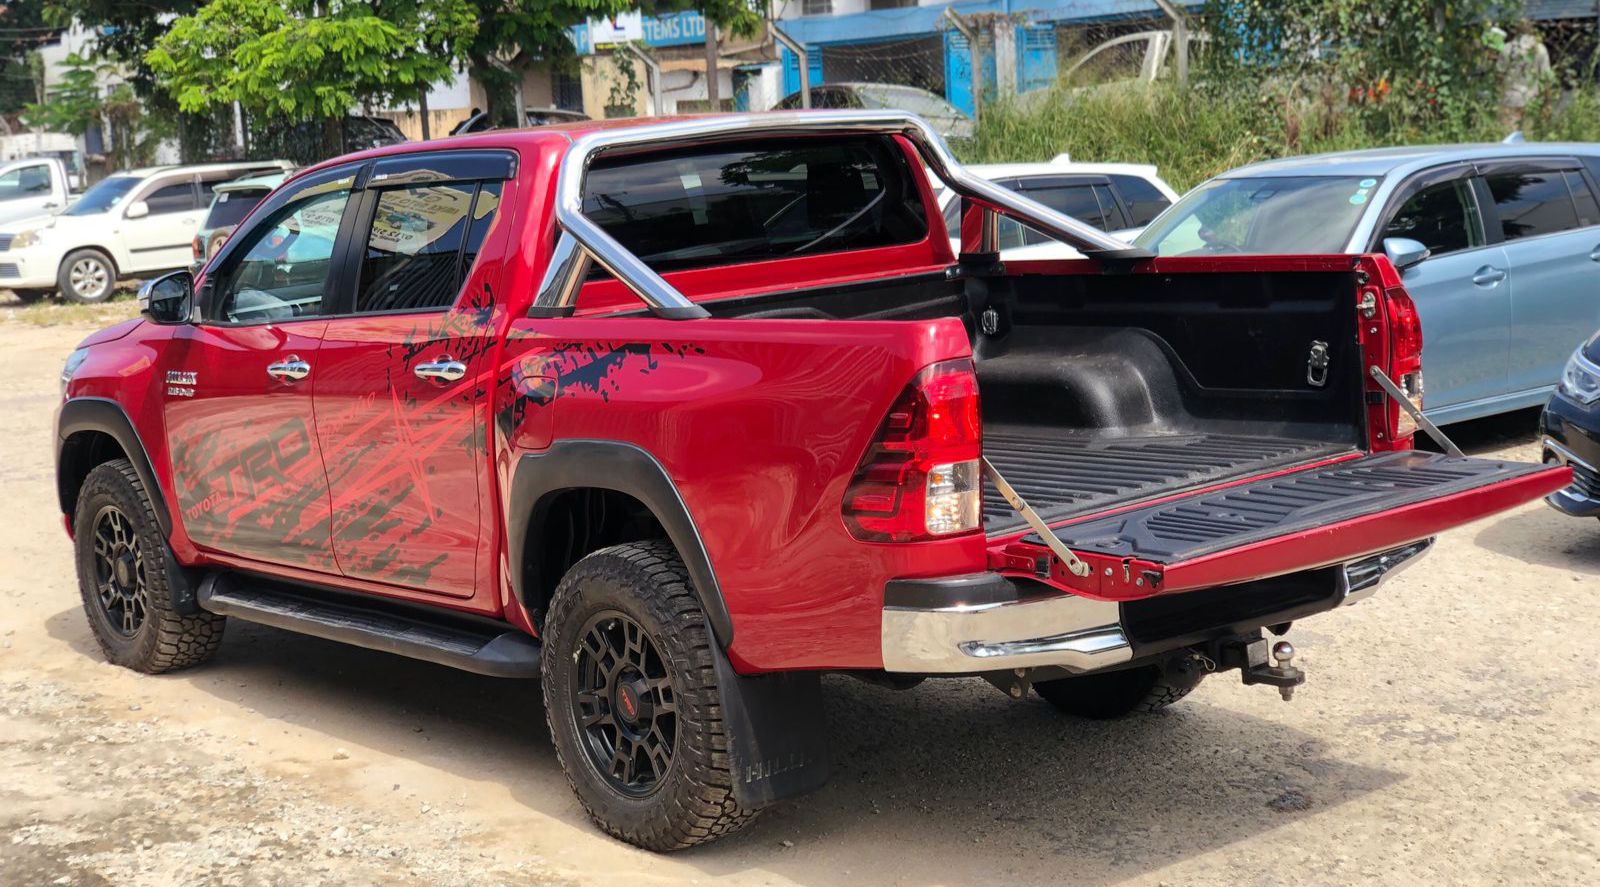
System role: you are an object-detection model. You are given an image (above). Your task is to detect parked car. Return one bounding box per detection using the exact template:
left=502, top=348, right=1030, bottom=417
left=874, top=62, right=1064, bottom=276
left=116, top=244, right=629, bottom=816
left=1136, top=144, right=1600, bottom=425
left=251, top=115, right=407, bottom=167
left=775, top=82, right=974, bottom=139
left=58, top=112, right=1566, bottom=852
left=1541, top=328, right=1600, bottom=516
left=936, top=155, right=1179, bottom=259
left=449, top=107, right=590, bottom=135
left=192, top=171, right=292, bottom=266
left=0, top=157, right=75, bottom=301
left=0, top=160, right=291, bottom=303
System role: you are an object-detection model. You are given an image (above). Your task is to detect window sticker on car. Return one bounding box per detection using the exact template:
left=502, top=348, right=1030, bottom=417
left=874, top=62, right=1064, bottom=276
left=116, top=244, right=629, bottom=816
left=368, top=184, right=473, bottom=255
left=1350, top=188, right=1370, bottom=205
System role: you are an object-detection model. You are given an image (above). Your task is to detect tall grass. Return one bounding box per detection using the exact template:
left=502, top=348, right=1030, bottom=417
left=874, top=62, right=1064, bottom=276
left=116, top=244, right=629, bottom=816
left=957, top=81, right=1600, bottom=192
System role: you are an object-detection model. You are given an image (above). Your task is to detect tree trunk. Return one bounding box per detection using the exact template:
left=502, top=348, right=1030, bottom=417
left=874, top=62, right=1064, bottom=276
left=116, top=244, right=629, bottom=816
left=419, top=90, right=431, bottom=140
left=704, top=24, right=719, bottom=110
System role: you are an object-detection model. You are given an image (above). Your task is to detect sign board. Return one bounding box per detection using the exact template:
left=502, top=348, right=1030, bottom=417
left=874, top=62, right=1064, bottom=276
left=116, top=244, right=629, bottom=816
left=589, top=11, right=643, bottom=48
left=572, top=10, right=708, bottom=55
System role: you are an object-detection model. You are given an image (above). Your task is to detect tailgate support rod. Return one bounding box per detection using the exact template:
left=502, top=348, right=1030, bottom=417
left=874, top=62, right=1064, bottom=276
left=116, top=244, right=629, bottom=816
left=982, top=457, right=1093, bottom=578
left=1369, top=366, right=1464, bottom=457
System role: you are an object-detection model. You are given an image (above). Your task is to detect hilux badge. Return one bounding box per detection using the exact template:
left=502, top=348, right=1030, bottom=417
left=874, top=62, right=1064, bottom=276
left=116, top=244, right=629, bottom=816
left=166, top=370, right=197, bottom=397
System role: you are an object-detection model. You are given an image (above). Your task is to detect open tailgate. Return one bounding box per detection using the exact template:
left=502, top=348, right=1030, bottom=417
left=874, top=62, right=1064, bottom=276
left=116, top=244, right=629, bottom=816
left=998, top=451, right=1569, bottom=599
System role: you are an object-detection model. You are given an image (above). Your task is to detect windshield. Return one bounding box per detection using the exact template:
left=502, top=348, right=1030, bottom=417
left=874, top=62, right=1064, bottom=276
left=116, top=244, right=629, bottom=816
left=65, top=176, right=141, bottom=216
left=1134, top=175, right=1379, bottom=255
left=856, top=85, right=965, bottom=120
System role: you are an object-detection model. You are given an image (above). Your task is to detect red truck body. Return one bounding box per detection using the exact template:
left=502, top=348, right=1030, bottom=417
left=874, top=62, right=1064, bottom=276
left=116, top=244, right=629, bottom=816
left=55, top=112, right=1569, bottom=850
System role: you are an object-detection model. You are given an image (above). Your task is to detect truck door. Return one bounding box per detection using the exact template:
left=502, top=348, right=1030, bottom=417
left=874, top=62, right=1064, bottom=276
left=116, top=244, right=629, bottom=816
left=311, top=151, right=514, bottom=601
left=0, top=160, right=62, bottom=225
left=163, top=169, right=358, bottom=570
left=120, top=174, right=207, bottom=273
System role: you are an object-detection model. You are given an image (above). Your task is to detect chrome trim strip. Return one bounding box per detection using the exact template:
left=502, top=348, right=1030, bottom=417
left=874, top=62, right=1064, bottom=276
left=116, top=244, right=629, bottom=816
left=1544, top=437, right=1597, bottom=473
left=882, top=592, right=1131, bottom=673
left=1338, top=539, right=1433, bottom=606
left=533, top=111, right=1147, bottom=319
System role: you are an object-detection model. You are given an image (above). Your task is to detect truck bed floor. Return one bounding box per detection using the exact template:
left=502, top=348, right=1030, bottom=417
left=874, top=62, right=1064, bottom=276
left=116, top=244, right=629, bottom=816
left=982, top=428, right=1353, bottom=533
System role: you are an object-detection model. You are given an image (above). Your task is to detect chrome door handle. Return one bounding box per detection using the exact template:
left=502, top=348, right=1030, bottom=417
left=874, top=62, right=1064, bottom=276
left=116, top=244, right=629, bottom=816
left=1471, top=265, right=1507, bottom=286
left=1589, top=245, right=1600, bottom=262
left=414, top=357, right=467, bottom=383
left=266, top=355, right=311, bottom=381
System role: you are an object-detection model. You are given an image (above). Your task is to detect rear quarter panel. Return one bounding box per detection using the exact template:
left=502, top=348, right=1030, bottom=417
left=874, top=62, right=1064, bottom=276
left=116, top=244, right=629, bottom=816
left=497, top=315, right=987, bottom=672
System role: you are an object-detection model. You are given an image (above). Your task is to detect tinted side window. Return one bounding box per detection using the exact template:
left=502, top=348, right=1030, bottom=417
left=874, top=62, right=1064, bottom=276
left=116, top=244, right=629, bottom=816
left=1025, top=184, right=1107, bottom=228
left=216, top=188, right=350, bottom=324
left=1381, top=179, right=1481, bottom=255
left=585, top=136, right=928, bottom=272
left=1092, top=184, right=1129, bottom=230
left=144, top=182, right=198, bottom=215
left=1564, top=170, right=1599, bottom=228
left=1486, top=171, right=1580, bottom=240
left=1109, top=174, right=1171, bottom=228
left=355, top=181, right=492, bottom=313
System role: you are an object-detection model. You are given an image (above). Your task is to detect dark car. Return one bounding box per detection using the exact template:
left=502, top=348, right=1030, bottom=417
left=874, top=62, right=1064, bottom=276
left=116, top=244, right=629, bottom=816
left=1541, top=330, right=1600, bottom=516
left=449, top=107, right=590, bottom=136
left=775, top=83, right=973, bottom=140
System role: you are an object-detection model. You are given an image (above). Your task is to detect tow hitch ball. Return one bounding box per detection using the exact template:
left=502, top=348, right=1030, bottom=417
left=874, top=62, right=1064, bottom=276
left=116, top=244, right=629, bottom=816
left=1227, top=636, right=1305, bottom=701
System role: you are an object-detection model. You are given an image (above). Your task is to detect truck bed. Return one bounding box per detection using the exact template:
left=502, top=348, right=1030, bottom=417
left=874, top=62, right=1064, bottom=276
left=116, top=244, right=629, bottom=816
left=982, top=428, right=1354, bottom=533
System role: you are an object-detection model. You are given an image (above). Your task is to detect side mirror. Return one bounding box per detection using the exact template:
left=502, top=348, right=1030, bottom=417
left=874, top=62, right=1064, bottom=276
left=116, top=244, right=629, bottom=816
left=124, top=200, right=149, bottom=220
left=1383, top=237, right=1431, bottom=272
left=138, top=270, right=193, bottom=324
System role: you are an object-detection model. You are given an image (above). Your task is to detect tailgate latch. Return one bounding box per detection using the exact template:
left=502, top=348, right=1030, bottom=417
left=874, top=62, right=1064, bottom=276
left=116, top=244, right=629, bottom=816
left=982, top=457, right=1092, bottom=578
left=1306, top=340, right=1330, bottom=388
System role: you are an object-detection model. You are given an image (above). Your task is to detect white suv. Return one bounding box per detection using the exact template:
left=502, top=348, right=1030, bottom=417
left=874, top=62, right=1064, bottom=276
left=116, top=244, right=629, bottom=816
left=0, top=160, right=291, bottom=303
left=935, top=155, right=1181, bottom=260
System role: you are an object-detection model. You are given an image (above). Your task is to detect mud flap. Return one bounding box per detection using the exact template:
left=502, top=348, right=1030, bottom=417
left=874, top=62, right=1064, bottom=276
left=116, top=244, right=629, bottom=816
left=712, top=644, right=831, bottom=810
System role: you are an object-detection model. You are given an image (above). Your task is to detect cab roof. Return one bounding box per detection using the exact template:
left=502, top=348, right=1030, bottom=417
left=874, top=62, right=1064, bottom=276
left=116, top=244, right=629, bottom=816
left=1220, top=142, right=1600, bottom=179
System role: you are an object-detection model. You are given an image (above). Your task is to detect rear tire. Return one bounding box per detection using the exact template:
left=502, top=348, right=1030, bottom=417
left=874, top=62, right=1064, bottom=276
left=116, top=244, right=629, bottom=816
left=9, top=287, right=50, bottom=304
left=58, top=248, right=116, bottom=304
left=73, top=459, right=225, bottom=673
left=542, top=540, right=757, bottom=851
left=1034, top=657, right=1206, bottom=719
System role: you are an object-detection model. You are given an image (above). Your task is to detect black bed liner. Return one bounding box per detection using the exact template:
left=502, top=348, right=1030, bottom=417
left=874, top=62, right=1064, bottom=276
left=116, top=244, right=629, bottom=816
left=1023, top=450, right=1548, bottom=563
left=981, top=428, right=1353, bottom=533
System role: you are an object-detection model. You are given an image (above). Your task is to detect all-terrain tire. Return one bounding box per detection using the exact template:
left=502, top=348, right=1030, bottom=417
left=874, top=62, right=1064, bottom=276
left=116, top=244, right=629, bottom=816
left=73, top=459, right=225, bottom=673
left=1034, top=657, right=1206, bottom=719
left=9, top=287, right=50, bottom=304
left=57, top=248, right=116, bottom=304
left=542, top=540, right=757, bottom=851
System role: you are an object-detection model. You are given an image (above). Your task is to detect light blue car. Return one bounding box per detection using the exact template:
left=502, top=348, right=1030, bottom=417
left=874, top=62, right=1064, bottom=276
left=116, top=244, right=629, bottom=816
left=1136, top=144, right=1600, bottom=424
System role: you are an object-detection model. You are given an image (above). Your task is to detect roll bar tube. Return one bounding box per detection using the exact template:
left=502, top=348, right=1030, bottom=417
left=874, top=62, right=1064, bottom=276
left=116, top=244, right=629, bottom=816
left=530, top=110, right=1154, bottom=320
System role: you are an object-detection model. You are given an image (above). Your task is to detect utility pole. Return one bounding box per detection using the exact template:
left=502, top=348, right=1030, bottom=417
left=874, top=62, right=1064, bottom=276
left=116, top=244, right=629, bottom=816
left=770, top=22, right=810, bottom=108
left=704, top=17, right=720, bottom=110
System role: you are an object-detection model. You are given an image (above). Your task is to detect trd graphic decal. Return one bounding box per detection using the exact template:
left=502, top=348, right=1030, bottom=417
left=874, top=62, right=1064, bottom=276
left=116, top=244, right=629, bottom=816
left=172, top=416, right=336, bottom=569
left=494, top=340, right=707, bottom=443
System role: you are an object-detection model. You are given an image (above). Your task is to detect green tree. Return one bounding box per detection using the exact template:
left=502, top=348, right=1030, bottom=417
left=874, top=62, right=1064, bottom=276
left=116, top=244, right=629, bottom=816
left=147, top=0, right=477, bottom=154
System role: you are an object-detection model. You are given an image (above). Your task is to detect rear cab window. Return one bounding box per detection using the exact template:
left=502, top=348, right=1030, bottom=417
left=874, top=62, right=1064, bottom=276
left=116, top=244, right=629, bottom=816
left=582, top=136, right=929, bottom=275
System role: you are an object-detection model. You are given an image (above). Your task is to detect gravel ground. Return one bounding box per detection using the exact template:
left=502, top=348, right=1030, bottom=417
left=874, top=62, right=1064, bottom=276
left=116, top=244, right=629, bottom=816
left=3, top=316, right=1598, bottom=886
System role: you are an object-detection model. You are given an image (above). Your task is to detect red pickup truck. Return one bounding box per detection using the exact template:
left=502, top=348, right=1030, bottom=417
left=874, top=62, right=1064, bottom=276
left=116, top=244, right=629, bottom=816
left=56, top=112, right=1567, bottom=851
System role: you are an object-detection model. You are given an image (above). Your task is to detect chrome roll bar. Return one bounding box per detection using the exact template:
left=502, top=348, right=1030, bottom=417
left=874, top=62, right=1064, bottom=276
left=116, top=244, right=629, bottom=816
left=531, top=110, right=1153, bottom=320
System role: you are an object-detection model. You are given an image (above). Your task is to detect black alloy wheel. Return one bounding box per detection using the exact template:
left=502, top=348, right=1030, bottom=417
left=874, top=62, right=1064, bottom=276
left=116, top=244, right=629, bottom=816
left=571, top=610, right=677, bottom=798
left=90, top=504, right=149, bottom=637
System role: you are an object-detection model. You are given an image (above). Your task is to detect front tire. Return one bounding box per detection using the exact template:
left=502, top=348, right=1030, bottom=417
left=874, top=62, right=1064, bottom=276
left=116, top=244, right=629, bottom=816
left=1034, top=657, right=1206, bottom=719
left=542, top=540, right=756, bottom=851
left=73, top=459, right=225, bottom=673
left=58, top=248, right=116, bottom=304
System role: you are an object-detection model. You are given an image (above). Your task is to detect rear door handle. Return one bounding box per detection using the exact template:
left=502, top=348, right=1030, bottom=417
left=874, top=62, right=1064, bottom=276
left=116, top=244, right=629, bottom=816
left=266, top=355, right=311, bottom=382
left=414, top=357, right=467, bottom=383
left=1471, top=265, right=1507, bottom=286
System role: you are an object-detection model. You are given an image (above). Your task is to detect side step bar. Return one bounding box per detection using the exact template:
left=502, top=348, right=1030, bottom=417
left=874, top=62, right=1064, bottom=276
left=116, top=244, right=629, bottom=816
left=197, top=574, right=541, bottom=678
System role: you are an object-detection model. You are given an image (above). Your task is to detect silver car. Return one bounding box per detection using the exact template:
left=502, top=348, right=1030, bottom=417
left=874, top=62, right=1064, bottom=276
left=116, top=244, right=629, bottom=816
left=1137, top=144, right=1600, bottom=424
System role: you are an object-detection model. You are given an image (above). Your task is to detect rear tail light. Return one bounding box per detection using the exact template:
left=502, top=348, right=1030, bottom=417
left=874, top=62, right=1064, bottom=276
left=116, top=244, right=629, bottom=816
left=1384, top=284, right=1424, bottom=445
left=843, top=359, right=982, bottom=542
left=192, top=234, right=204, bottom=261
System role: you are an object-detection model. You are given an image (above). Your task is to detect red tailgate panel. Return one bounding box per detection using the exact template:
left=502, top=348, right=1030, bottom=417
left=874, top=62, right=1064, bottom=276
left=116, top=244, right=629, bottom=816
left=1015, top=452, right=1569, bottom=598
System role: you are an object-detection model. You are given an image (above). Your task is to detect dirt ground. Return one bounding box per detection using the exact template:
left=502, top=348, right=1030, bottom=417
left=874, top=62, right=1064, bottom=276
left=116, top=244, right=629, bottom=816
left=3, top=311, right=1598, bottom=887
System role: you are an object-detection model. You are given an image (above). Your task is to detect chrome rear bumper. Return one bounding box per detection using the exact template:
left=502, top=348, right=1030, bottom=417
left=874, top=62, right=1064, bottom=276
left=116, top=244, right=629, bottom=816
left=881, top=541, right=1434, bottom=674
